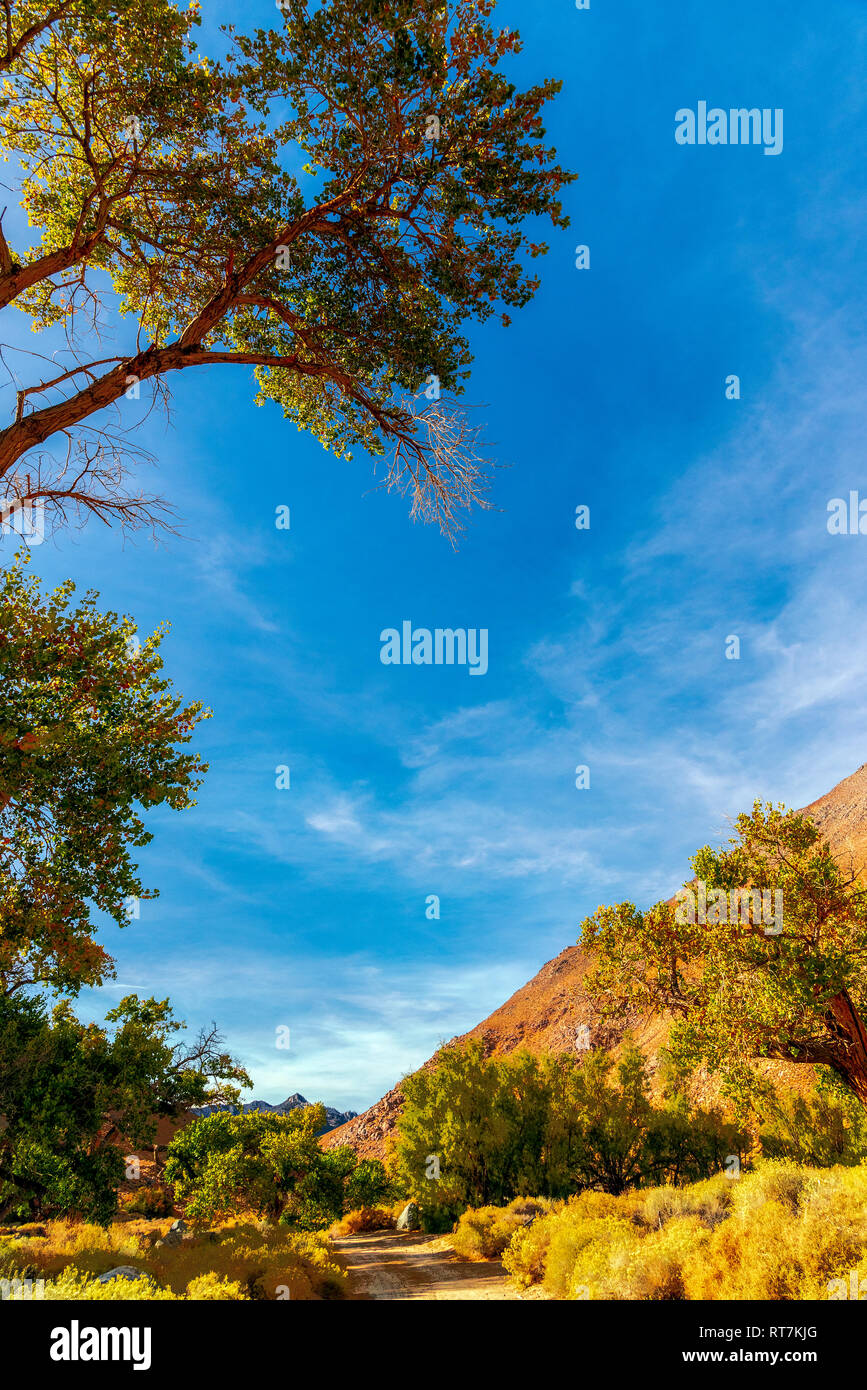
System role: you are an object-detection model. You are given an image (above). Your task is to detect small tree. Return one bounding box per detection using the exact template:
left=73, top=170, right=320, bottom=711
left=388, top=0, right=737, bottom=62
left=391, top=1038, right=508, bottom=1221
left=0, top=0, right=574, bottom=538
left=580, top=801, right=867, bottom=1112
left=344, top=1157, right=393, bottom=1213
left=0, top=991, right=249, bottom=1223
left=0, top=552, right=209, bottom=996
left=164, top=1108, right=375, bottom=1229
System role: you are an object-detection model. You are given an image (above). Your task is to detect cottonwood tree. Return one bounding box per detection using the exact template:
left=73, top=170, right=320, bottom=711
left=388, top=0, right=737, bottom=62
left=164, top=1107, right=385, bottom=1228
left=580, top=803, right=867, bottom=1112
left=0, top=0, right=573, bottom=539
left=0, top=991, right=250, bottom=1222
left=390, top=1039, right=734, bottom=1216
left=0, top=552, right=209, bottom=996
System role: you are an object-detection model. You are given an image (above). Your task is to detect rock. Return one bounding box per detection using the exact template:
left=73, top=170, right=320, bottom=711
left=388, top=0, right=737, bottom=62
left=396, top=1202, right=420, bottom=1231
left=161, top=1218, right=187, bottom=1246
left=96, top=1266, right=150, bottom=1284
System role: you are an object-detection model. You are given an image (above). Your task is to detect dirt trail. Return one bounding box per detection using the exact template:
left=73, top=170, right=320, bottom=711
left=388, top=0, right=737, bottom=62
left=332, top=1230, right=544, bottom=1301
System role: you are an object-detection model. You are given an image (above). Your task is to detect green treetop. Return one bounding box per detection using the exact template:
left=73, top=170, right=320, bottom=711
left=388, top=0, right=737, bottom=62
left=0, top=0, right=574, bottom=538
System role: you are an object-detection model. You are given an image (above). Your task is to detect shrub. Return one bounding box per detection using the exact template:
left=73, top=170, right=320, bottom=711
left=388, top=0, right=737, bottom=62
left=330, top=1207, right=394, bottom=1236
left=452, top=1197, right=554, bottom=1260
left=729, top=1159, right=808, bottom=1218
left=760, top=1084, right=867, bottom=1168
left=185, top=1272, right=248, bottom=1300
left=8, top=1268, right=179, bottom=1300
left=0, top=1217, right=346, bottom=1300
left=503, top=1212, right=557, bottom=1287
left=542, top=1211, right=638, bottom=1299
left=638, top=1175, right=733, bottom=1231
left=501, top=1164, right=867, bottom=1300
left=120, top=1186, right=174, bottom=1219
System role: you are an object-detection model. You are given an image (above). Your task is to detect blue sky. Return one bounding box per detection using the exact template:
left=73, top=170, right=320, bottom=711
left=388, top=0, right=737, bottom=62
left=3, top=0, right=867, bottom=1111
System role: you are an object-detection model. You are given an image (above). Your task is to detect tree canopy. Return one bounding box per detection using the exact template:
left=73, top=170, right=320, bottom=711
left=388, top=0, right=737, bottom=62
left=0, top=0, right=573, bottom=538
left=0, top=551, right=209, bottom=996
left=164, top=1108, right=391, bottom=1228
left=580, top=802, right=867, bottom=1112
left=0, top=990, right=249, bottom=1223
left=390, top=1038, right=739, bottom=1224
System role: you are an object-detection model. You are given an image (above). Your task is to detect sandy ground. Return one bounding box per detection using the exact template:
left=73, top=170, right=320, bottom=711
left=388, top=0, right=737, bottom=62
left=332, top=1230, right=546, bottom=1301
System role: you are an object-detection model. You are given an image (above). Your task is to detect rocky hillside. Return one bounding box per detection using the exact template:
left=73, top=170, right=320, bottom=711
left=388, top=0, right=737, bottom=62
left=321, top=945, right=664, bottom=1160
left=322, top=764, right=867, bottom=1160
left=801, top=762, right=867, bottom=872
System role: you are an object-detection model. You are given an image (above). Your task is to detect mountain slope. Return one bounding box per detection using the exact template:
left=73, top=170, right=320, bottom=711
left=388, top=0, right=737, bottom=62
left=323, top=765, right=867, bottom=1160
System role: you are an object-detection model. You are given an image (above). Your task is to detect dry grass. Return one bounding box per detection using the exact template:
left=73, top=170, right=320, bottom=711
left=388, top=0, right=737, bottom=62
left=501, top=1162, right=867, bottom=1300
left=0, top=1215, right=346, bottom=1300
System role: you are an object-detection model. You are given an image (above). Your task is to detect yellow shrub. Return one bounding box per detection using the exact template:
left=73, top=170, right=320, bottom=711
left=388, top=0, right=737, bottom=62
left=730, top=1160, right=808, bottom=1218
left=625, top=1216, right=710, bottom=1300
left=330, top=1207, right=395, bottom=1236
left=0, top=1217, right=345, bottom=1301
left=502, top=1211, right=557, bottom=1287
left=640, top=1177, right=732, bottom=1231
left=543, top=1213, right=639, bottom=1299
left=9, top=1268, right=179, bottom=1301
left=500, top=1164, right=867, bottom=1300
left=452, top=1198, right=556, bottom=1261
left=452, top=1206, right=510, bottom=1260
left=185, top=1272, right=248, bottom=1300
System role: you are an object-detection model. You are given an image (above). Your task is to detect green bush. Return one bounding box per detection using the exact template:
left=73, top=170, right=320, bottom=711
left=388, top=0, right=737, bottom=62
left=165, top=1109, right=384, bottom=1230
left=391, top=1038, right=744, bottom=1229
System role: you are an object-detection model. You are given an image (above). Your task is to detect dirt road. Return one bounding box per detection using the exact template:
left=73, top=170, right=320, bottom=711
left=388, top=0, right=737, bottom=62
left=332, top=1230, right=544, bottom=1301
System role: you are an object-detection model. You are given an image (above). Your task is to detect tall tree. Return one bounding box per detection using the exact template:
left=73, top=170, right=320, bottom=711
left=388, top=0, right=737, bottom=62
left=0, top=552, right=209, bottom=996
left=580, top=802, right=867, bottom=1111
left=0, top=0, right=574, bottom=539
left=163, top=1107, right=376, bottom=1228
left=0, top=990, right=249, bottom=1222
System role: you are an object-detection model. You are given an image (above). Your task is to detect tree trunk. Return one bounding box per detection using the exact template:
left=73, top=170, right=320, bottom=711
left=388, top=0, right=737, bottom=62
left=826, top=991, right=867, bottom=1105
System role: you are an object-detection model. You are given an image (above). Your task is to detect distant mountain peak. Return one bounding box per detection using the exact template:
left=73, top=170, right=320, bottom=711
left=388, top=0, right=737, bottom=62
left=279, top=1093, right=308, bottom=1107
left=191, top=1093, right=357, bottom=1134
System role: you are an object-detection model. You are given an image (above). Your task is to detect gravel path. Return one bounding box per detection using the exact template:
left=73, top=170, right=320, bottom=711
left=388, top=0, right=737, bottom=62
left=332, top=1230, right=544, bottom=1301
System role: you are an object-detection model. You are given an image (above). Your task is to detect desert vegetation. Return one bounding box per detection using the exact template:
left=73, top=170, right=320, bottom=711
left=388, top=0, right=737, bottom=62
left=494, top=1162, right=867, bottom=1300
left=0, top=1216, right=345, bottom=1300
left=0, top=554, right=390, bottom=1298
left=389, top=1036, right=746, bottom=1230
left=4, top=560, right=867, bottom=1302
